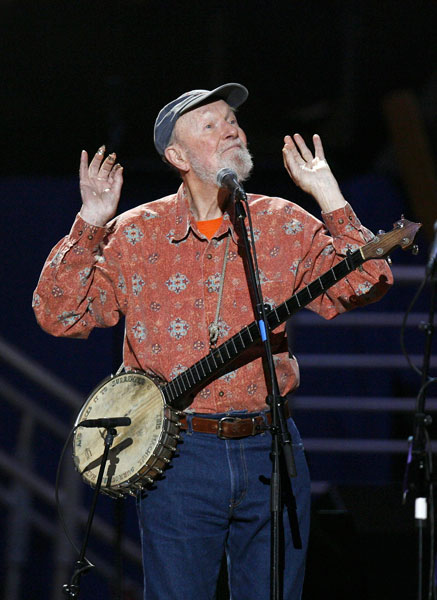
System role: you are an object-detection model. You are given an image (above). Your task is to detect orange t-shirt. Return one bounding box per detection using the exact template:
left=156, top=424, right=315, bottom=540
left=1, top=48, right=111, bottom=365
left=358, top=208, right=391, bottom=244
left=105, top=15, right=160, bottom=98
left=196, top=216, right=223, bottom=240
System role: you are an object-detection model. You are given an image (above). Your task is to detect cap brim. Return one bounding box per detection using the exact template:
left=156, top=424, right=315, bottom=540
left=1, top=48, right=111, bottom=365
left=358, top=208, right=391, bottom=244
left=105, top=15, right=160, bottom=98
left=179, top=83, right=248, bottom=116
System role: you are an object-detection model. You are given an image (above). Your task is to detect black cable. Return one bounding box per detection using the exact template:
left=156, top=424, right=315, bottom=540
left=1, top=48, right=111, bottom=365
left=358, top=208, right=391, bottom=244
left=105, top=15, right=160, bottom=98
left=55, top=423, right=92, bottom=569
left=400, top=276, right=428, bottom=378
left=415, top=378, right=437, bottom=412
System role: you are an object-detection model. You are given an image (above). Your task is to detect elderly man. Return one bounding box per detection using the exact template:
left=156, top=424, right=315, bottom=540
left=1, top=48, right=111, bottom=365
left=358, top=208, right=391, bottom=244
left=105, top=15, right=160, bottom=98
left=33, top=83, right=392, bottom=599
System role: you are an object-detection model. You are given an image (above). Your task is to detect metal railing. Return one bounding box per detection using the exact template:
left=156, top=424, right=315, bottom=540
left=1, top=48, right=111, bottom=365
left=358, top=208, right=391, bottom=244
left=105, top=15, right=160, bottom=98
left=0, top=336, right=143, bottom=600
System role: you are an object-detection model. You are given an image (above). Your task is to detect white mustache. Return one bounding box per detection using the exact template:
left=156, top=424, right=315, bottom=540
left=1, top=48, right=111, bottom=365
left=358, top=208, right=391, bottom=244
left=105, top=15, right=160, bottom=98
left=220, top=143, right=245, bottom=154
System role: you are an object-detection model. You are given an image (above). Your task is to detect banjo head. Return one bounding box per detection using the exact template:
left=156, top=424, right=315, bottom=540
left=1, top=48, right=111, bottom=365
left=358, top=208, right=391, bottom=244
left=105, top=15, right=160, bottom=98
left=73, top=372, right=180, bottom=496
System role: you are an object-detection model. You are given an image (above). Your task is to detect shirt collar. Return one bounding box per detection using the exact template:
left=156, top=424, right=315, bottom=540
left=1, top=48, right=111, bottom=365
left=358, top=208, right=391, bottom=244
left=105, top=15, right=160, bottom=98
left=170, top=183, right=240, bottom=244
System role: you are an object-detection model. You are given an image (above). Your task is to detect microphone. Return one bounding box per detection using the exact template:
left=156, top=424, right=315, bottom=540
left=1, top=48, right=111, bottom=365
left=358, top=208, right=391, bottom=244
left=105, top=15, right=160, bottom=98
left=426, top=219, right=437, bottom=275
left=216, top=168, right=246, bottom=198
left=78, top=417, right=131, bottom=428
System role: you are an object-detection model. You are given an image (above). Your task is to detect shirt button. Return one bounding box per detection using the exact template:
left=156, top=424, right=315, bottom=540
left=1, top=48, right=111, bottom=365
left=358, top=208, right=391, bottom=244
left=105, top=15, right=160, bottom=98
left=207, top=253, right=213, bottom=259
left=218, top=391, right=224, bottom=397
left=78, top=230, right=83, bottom=236
left=88, top=235, right=94, bottom=240
left=338, top=218, right=344, bottom=224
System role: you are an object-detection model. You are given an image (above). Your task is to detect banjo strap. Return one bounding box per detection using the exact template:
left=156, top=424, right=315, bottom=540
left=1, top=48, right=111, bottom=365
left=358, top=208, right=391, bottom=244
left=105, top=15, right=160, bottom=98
left=208, top=233, right=231, bottom=347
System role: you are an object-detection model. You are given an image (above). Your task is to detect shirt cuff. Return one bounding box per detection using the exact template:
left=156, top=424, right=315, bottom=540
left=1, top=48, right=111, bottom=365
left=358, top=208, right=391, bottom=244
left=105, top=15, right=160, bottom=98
left=321, top=202, right=363, bottom=236
left=68, top=213, right=108, bottom=246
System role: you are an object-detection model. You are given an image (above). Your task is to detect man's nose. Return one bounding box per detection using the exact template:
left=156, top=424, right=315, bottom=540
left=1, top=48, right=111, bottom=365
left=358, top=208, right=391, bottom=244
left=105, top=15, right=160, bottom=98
left=222, top=121, right=238, bottom=138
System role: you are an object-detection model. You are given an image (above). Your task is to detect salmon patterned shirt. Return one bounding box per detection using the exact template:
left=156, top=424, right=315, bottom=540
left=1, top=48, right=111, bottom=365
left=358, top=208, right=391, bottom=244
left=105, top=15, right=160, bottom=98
left=33, top=184, right=393, bottom=414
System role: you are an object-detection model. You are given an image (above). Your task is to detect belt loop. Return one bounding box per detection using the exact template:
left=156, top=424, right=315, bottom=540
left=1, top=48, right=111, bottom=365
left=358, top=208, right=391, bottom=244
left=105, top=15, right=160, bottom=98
left=184, top=412, right=194, bottom=435
left=261, top=409, right=270, bottom=426
left=255, top=413, right=269, bottom=436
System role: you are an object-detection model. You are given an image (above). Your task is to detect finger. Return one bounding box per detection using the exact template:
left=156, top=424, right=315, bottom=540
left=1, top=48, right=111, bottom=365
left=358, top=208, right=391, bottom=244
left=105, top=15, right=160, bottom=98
left=98, top=152, right=117, bottom=179
left=282, top=144, right=300, bottom=180
left=293, top=133, right=313, bottom=162
left=107, top=162, right=121, bottom=185
left=282, top=147, right=291, bottom=175
left=103, top=166, right=124, bottom=204
left=282, top=135, right=304, bottom=168
left=283, top=134, right=299, bottom=151
left=79, top=150, right=89, bottom=181
left=313, top=134, right=325, bottom=160
left=111, top=166, right=124, bottom=198
left=88, top=145, right=106, bottom=177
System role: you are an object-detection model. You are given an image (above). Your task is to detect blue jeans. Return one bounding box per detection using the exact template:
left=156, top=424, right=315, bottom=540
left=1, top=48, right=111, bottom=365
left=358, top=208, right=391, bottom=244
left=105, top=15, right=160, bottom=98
left=136, top=413, right=311, bottom=600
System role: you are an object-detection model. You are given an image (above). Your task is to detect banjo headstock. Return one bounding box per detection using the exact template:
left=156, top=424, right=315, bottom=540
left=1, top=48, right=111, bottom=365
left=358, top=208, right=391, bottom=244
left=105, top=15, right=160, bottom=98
left=360, top=216, right=422, bottom=261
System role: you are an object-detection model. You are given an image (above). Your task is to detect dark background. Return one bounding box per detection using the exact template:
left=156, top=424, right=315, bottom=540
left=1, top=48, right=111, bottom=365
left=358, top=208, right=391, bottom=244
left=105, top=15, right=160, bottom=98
left=1, top=1, right=437, bottom=598
left=2, top=0, right=436, bottom=180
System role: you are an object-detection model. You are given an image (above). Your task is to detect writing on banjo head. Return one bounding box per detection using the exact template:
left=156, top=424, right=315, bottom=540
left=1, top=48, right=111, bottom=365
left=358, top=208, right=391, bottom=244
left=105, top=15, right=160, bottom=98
left=78, top=417, right=132, bottom=429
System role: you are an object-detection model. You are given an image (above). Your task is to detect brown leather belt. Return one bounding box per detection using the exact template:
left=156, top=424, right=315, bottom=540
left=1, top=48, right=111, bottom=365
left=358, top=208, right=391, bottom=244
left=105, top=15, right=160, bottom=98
left=179, top=404, right=290, bottom=439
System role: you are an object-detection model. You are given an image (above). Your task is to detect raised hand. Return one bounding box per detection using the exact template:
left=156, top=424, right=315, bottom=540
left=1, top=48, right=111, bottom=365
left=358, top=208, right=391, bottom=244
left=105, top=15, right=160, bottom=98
left=79, top=146, right=124, bottom=226
left=282, top=134, right=346, bottom=212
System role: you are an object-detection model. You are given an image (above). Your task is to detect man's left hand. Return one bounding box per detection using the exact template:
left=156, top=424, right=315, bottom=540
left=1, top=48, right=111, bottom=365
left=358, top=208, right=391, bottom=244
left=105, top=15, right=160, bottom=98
left=282, top=133, right=347, bottom=213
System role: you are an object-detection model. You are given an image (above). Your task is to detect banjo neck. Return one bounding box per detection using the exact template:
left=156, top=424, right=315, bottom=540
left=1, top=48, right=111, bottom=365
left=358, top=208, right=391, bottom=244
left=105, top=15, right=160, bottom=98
left=162, top=217, right=420, bottom=411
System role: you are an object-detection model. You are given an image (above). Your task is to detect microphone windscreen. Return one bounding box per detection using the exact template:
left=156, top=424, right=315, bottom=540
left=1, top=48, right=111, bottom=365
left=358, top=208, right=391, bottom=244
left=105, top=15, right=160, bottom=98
left=216, top=168, right=238, bottom=188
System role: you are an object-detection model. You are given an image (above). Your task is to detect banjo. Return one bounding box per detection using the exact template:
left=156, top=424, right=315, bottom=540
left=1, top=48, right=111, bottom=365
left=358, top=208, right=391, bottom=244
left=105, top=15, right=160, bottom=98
left=73, top=217, right=421, bottom=498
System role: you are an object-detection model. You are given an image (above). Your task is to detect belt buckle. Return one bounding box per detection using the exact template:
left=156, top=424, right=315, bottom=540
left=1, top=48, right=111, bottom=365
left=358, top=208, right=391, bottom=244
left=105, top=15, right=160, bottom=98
left=217, top=416, right=239, bottom=439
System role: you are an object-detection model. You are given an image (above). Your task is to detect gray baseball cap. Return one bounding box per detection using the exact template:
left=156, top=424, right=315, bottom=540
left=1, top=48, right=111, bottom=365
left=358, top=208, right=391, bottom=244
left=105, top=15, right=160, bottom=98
left=153, top=83, right=249, bottom=158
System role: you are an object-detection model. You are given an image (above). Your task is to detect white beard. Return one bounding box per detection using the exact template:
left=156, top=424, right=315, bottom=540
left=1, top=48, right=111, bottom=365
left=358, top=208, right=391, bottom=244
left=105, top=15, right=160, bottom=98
left=185, top=144, right=254, bottom=186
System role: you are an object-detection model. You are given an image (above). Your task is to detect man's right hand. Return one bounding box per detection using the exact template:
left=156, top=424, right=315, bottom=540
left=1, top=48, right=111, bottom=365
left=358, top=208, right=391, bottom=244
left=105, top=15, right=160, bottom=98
left=79, top=146, right=124, bottom=227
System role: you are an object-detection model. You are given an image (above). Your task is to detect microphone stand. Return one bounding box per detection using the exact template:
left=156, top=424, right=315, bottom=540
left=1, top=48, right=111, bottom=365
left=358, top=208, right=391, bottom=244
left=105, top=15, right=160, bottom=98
left=62, top=426, right=118, bottom=598
left=232, top=185, right=297, bottom=600
left=403, top=258, right=437, bottom=600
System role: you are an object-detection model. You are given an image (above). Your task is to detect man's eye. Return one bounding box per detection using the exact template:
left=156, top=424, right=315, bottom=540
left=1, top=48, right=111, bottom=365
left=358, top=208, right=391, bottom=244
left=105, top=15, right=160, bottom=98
left=205, top=123, right=213, bottom=129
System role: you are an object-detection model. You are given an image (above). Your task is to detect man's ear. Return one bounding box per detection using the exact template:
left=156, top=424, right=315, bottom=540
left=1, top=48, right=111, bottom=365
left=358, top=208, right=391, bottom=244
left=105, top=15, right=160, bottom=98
left=164, top=144, right=189, bottom=173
